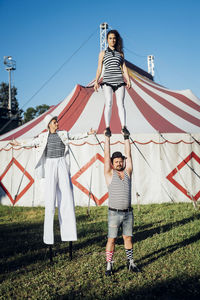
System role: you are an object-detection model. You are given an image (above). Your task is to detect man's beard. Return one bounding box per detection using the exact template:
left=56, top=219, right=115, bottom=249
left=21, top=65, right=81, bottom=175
left=115, top=165, right=124, bottom=171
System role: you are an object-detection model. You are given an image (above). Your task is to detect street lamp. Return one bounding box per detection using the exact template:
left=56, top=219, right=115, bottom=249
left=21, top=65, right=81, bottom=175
left=4, top=56, right=16, bottom=115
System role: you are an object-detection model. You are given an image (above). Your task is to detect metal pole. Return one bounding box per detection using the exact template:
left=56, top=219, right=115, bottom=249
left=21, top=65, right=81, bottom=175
left=147, top=55, right=155, bottom=78
left=4, top=56, right=16, bottom=117
left=8, top=69, right=12, bottom=114
left=100, top=22, right=108, bottom=51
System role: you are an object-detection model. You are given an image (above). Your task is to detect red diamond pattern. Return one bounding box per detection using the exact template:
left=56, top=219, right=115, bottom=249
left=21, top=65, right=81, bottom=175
left=71, top=153, right=108, bottom=206
left=166, top=151, right=200, bottom=201
left=0, top=157, right=34, bottom=205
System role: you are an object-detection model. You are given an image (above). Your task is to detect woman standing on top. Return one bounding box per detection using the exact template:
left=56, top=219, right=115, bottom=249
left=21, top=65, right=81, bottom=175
left=94, top=29, right=131, bottom=137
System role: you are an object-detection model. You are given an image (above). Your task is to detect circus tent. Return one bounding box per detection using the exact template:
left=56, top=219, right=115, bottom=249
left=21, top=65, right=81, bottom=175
left=0, top=60, right=200, bottom=207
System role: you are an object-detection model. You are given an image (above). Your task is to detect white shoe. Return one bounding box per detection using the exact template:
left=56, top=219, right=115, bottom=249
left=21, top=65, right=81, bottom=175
left=127, top=259, right=140, bottom=272
left=105, top=261, right=114, bottom=276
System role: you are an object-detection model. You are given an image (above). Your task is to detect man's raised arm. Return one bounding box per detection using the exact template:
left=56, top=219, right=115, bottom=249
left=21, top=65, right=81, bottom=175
left=124, top=136, right=133, bottom=175
left=104, top=135, right=112, bottom=177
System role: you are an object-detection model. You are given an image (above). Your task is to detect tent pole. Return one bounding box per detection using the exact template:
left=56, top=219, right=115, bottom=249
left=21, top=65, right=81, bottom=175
left=87, top=168, right=93, bottom=216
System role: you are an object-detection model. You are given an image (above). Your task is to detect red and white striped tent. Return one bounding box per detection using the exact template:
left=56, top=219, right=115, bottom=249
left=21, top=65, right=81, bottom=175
left=0, top=61, right=200, bottom=207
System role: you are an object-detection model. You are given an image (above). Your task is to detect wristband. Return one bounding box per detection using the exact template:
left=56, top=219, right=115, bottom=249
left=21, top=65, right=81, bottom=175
left=124, top=135, right=129, bottom=140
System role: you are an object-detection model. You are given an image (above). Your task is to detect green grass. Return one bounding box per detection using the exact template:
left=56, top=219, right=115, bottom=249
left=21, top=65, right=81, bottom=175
left=0, top=203, right=200, bottom=300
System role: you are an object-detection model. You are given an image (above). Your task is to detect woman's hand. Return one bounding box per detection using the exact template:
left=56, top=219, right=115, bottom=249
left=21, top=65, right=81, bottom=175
left=10, top=139, right=21, bottom=146
left=94, top=51, right=104, bottom=92
left=126, top=80, right=131, bottom=89
left=94, top=81, right=99, bottom=92
left=122, top=61, right=131, bottom=89
left=88, top=128, right=97, bottom=135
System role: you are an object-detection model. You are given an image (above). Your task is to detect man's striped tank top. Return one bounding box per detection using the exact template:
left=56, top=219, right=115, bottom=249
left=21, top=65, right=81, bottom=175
left=108, top=170, right=132, bottom=210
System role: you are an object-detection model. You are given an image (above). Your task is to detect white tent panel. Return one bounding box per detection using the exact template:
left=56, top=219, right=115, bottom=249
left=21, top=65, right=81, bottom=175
left=70, top=88, right=105, bottom=133
left=136, top=79, right=200, bottom=119
left=1, top=134, right=199, bottom=207
left=132, top=80, right=200, bottom=133
left=125, top=92, right=157, bottom=133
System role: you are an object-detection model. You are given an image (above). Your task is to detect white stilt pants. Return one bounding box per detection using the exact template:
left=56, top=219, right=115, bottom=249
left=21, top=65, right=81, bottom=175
left=43, top=157, right=77, bottom=245
left=103, top=85, right=126, bottom=128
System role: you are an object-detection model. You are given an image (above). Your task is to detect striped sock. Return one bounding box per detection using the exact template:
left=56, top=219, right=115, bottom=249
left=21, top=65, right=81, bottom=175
left=125, top=248, right=133, bottom=261
left=106, top=250, right=114, bottom=262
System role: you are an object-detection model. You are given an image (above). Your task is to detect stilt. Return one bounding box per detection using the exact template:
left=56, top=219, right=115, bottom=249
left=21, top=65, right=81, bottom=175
left=49, top=245, right=53, bottom=263
left=69, top=241, right=72, bottom=260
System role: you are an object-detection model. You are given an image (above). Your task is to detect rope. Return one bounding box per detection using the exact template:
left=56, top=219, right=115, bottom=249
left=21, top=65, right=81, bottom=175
left=160, top=139, right=190, bottom=199
left=0, top=27, right=99, bottom=136
left=189, top=133, right=200, bottom=146
left=124, top=46, right=147, bottom=58
left=159, top=133, right=200, bottom=180
left=108, top=24, right=147, bottom=58
left=13, top=152, right=32, bottom=205
left=87, top=165, right=93, bottom=216
left=94, top=133, right=104, bottom=152
left=0, top=145, right=33, bottom=179
left=159, top=132, right=200, bottom=207
left=68, top=145, right=97, bottom=206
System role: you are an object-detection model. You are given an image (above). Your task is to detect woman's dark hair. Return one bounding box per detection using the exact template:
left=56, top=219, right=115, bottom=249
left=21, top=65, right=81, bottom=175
left=107, top=30, right=124, bottom=54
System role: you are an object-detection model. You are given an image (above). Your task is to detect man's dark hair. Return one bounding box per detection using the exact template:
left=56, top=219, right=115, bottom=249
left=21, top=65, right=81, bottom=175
left=111, top=151, right=126, bottom=164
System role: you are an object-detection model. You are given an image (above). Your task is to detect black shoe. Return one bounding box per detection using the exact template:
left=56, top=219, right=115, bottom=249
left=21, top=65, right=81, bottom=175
left=121, top=126, right=130, bottom=138
left=105, top=261, right=113, bottom=276
left=127, top=259, right=140, bottom=272
left=105, top=127, right=112, bottom=137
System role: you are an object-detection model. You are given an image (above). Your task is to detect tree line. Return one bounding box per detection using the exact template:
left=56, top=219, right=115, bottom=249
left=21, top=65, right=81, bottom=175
left=0, top=82, right=50, bottom=123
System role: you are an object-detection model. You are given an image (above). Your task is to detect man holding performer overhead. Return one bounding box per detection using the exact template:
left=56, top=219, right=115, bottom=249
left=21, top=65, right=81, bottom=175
left=104, top=129, right=140, bottom=276
left=11, top=114, right=95, bottom=246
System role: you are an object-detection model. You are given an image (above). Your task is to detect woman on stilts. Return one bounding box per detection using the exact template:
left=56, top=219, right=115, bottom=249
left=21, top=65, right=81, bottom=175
left=94, top=29, right=131, bottom=137
left=11, top=114, right=95, bottom=246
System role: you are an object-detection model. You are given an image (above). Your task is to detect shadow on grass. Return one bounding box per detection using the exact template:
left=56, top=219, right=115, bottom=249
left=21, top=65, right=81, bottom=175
left=1, top=211, right=200, bottom=282
left=53, top=219, right=108, bottom=258
left=113, top=214, right=200, bottom=247
left=109, top=275, right=200, bottom=300
left=57, top=274, right=200, bottom=300
left=0, top=217, right=107, bottom=277
left=115, top=214, right=200, bottom=245
left=137, top=230, right=200, bottom=269
left=114, top=230, right=200, bottom=273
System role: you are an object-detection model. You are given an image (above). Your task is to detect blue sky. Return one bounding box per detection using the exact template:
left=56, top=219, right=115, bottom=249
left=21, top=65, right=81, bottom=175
left=0, top=0, right=200, bottom=113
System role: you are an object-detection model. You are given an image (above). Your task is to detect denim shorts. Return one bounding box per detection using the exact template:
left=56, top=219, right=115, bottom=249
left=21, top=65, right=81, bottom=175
left=108, top=209, right=133, bottom=238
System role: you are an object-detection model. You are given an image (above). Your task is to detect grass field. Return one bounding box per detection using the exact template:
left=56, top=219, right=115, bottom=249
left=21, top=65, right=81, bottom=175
left=0, top=203, right=200, bottom=300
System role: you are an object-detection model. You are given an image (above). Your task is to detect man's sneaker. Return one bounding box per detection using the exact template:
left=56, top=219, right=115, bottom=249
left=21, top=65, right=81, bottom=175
left=105, top=127, right=112, bottom=137
left=121, top=126, right=130, bottom=138
left=105, top=261, right=114, bottom=276
left=127, top=259, right=140, bottom=272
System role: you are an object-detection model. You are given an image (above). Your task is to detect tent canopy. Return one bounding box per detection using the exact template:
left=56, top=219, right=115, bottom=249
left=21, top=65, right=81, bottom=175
left=0, top=60, right=200, bottom=141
